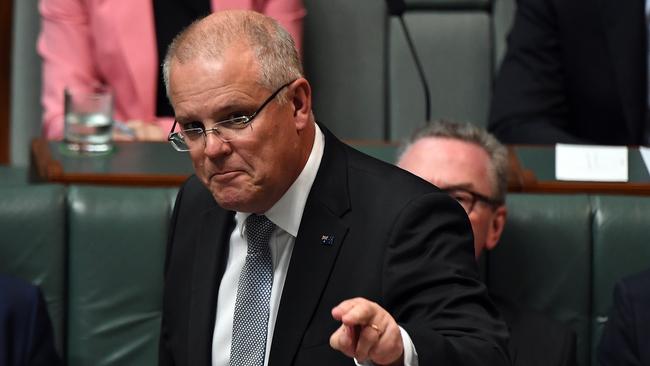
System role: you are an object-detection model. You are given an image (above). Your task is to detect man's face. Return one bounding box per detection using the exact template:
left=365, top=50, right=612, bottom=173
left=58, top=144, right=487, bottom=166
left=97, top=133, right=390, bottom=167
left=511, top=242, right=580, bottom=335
left=168, top=45, right=313, bottom=213
left=397, top=137, right=506, bottom=258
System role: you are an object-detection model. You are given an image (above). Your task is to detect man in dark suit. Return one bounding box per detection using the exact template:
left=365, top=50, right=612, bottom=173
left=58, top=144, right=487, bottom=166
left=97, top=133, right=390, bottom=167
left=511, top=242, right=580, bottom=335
left=489, top=0, right=647, bottom=145
left=397, top=120, right=577, bottom=366
left=0, top=275, right=62, bottom=366
left=598, top=269, right=650, bottom=366
left=158, top=10, right=510, bottom=366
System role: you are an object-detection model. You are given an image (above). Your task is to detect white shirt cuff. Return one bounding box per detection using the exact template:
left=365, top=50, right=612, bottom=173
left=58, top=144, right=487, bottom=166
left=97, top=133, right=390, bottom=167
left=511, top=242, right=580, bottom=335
left=354, top=325, right=419, bottom=366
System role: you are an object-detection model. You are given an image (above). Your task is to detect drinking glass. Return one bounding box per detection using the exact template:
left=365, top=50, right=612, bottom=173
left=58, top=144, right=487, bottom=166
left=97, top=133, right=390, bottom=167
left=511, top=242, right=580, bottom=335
left=64, top=85, right=114, bottom=153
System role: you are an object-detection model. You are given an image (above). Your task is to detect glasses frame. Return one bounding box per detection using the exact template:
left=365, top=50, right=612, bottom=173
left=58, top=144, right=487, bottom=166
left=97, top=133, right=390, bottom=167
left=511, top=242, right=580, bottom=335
left=167, top=80, right=295, bottom=151
left=441, top=187, right=503, bottom=214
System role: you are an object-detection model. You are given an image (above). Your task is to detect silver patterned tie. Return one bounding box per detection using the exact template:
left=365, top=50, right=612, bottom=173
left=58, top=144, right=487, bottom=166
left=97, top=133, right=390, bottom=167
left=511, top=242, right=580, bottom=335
left=229, top=214, right=276, bottom=366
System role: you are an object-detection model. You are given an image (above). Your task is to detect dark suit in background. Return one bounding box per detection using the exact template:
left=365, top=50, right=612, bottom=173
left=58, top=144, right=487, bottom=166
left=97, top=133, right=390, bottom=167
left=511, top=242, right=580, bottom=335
left=160, top=128, right=510, bottom=366
left=489, top=0, right=647, bottom=145
left=0, top=275, right=61, bottom=366
left=492, top=293, right=577, bottom=366
left=598, top=269, right=650, bottom=366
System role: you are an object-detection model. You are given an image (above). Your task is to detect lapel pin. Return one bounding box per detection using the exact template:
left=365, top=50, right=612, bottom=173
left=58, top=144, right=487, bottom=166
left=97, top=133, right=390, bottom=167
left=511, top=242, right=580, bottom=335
left=320, top=235, right=335, bottom=246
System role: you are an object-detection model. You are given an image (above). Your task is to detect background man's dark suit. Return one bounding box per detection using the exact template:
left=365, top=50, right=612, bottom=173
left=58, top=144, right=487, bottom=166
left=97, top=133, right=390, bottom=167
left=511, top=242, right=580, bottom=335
left=491, top=294, right=577, bottom=366
left=489, top=0, right=647, bottom=145
left=0, top=275, right=61, bottom=366
left=159, top=127, right=510, bottom=366
left=598, top=269, right=650, bottom=366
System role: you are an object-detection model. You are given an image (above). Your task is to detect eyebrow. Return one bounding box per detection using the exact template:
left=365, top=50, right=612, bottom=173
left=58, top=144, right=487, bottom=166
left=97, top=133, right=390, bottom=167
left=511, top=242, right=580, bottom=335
left=176, top=98, right=257, bottom=125
left=439, top=183, right=476, bottom=192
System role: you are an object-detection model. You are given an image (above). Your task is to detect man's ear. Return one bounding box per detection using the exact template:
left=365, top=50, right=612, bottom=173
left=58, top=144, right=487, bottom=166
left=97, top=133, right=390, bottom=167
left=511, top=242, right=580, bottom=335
left=485, top=205, right=507, bottom=251
left=289, top=78, right=312, bottom=130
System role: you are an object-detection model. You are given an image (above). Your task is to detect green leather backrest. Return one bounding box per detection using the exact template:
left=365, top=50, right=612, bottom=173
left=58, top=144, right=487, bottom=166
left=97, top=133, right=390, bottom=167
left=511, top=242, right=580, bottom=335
left=389, top=8, right=492, bottom=139
left=0, top=184, right=66, bottom=354
left=302, top=0, right=509, bottom=141
left=488, top=193, right=592, bottom=366
left=0, top=166, right=29, bottom=185
left=591, top=195, right=650, bottom=366
left=303, top=0, right=388, bottom=140
left=66, top=185, right=177, bottom=366
left=2, top=181, right=648, bottom=366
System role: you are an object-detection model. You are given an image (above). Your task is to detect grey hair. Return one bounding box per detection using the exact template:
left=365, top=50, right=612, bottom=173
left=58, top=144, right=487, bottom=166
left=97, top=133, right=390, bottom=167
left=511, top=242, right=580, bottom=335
left=399, top=119, right=509, bottom=203
left=162, top=10, right=303, bottom=102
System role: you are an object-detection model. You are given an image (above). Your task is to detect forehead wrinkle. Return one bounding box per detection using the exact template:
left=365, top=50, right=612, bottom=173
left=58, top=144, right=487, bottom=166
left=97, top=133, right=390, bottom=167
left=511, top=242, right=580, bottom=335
left=174, top=85, right=261, bottom=122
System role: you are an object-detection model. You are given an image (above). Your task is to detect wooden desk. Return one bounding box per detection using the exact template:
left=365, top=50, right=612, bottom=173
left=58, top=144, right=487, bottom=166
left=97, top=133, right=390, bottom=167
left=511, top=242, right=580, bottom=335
left=31, top=138, right=405, bottom=187
left=31, top=139, right=193, bottom=186
left=508, top=145, right=650, bottom=195
left=30, top=139, right=650, bottom=194
left=352, top=143, right=650, bottom=195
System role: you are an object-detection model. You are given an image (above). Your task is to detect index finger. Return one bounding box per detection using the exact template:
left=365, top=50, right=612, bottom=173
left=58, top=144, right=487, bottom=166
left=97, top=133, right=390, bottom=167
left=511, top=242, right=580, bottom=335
left=332, top=298, right=378, bottom=327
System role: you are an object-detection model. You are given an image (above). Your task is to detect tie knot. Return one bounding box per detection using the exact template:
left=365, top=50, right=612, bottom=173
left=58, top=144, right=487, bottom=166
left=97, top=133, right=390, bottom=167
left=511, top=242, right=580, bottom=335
left=245, top=214, right=276, bottom=253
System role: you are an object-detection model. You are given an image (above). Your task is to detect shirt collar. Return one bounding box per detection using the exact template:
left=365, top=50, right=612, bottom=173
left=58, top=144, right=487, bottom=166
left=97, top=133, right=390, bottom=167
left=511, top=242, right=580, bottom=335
left=236, top=124, right=325, bottom=237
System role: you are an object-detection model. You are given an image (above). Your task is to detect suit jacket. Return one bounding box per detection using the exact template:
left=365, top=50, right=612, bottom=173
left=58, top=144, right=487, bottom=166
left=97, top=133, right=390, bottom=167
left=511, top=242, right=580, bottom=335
left=0, top=275, right=62, bottom=366
left=488, top=0, right=647, bottom=145
left=491, top=293, right=577, bottom=366
left=37, top=0, right=305, bottom=139
left=159, top=127, right=510, bottom=366
left=597, top=269, right=650, bottom=366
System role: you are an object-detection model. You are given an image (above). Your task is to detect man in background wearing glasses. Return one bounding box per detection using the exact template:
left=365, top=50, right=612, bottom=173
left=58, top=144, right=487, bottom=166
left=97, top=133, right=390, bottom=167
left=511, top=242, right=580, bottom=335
left=159, top=10, right=509, bottom=366
left=397, top=119, right=577, bottom=366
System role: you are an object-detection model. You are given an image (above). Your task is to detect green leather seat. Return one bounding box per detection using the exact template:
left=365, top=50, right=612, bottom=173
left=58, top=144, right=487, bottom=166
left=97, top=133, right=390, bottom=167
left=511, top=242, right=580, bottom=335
left=0, top=166, right=29, bottom=185
left=303, top=0, right=388, bottom=140
left=591, top=195, right=650, bottom=366
left=487, top=194, right=592, bottom=366
left=389, top=4, right=492, bottom=138
left=66, top=185, right=177, bottom=366
left=2, top=180, right=649, bottom=366
left=0, top=184, right=66, bottom=354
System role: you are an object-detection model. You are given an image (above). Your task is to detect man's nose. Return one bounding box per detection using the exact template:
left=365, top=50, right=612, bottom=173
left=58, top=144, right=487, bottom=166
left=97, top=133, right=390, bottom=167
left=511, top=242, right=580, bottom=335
left=203, top=132, right=231, bottom=157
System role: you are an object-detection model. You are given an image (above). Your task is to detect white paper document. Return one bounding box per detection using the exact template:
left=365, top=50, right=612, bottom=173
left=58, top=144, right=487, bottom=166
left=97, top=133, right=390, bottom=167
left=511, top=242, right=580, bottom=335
left=555, top=144, right=628, bottom=182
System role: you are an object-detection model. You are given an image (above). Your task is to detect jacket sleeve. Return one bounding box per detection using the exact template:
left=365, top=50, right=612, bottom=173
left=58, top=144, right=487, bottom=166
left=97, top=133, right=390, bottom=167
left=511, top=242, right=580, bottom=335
left=488, top=0, right=584, bottom=144
left=597, top=280, right=642, bottom=366
left=383, top=192, right=511, bottom=366
left=27, top=288, right=63, bottom=366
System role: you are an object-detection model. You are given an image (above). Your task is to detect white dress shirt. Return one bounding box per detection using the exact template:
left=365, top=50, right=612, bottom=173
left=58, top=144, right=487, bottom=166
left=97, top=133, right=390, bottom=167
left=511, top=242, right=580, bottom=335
left=211, top=124, right=417, bottom=366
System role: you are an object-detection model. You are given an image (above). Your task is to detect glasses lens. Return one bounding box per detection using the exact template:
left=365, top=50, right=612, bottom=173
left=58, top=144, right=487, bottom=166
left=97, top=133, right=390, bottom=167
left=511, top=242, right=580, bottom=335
left=209, top=119, right=252, bottom=143
left=169, top=132, right=190, bottom=152
left=449, top=191, right=474, bottom=214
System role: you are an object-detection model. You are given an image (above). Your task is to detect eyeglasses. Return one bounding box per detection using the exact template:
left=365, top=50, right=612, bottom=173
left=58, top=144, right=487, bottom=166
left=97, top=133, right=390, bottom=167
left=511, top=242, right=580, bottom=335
left=442, top=188, right=502, bottom=214
left=167, top=80, right=294, bottom=152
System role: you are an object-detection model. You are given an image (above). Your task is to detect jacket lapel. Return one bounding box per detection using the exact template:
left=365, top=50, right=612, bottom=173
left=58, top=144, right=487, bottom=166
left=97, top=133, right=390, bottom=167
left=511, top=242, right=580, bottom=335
left=268, top=128, right=351, bottom=365
left=188, top=208, right=235, bottom=366
left=598, top=0, right=647, bottom=141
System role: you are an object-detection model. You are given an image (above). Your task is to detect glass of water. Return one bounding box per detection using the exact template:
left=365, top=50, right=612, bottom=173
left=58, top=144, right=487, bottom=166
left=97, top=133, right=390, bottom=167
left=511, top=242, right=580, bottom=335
left=64, top=85, right=114, bottom=153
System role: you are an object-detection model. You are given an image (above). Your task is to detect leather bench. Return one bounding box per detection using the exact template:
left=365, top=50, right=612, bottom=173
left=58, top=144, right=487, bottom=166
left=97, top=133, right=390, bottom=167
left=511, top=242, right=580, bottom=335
left=1, top=184, right=647, bottom=366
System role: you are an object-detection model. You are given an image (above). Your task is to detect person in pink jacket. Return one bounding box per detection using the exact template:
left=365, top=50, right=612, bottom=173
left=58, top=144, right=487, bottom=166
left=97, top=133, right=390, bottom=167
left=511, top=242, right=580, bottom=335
left=38, top=0, right=305, bottom=141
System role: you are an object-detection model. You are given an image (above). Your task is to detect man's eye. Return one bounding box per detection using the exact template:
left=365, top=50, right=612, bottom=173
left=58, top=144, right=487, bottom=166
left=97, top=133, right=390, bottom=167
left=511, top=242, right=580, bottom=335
left=227, top=112, right=247, bottom=119
left=182, top=121, right=204, bottom=130
left=220, top=116, right=250, bottom=129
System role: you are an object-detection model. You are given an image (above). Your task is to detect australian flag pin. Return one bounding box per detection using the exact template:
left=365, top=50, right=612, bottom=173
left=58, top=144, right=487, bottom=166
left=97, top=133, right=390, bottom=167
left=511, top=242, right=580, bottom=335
left=320, top=235, right=335, bottom=246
